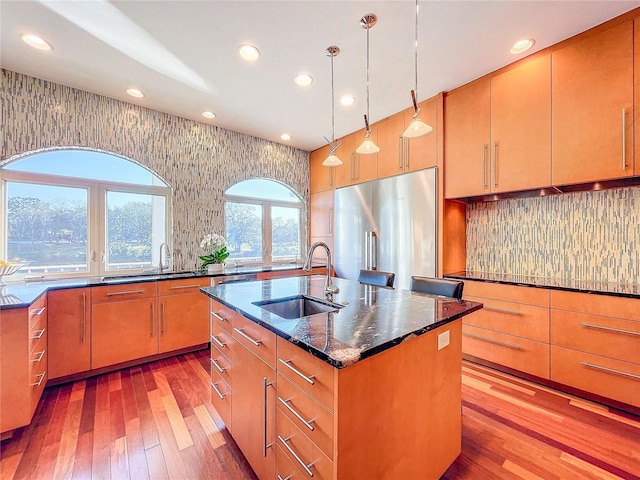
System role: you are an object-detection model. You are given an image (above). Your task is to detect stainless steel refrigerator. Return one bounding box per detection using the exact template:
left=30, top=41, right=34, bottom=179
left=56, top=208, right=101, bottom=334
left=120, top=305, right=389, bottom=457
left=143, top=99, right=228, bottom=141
left=333, top=167, right=437, bottom=291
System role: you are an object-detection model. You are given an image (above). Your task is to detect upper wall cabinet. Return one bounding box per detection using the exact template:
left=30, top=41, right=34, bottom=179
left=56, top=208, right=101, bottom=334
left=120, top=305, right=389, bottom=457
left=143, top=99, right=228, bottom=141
left=635, top=19, right=640, bottom=176
left=309, top=144, right=334, bottom=193
left=552, top=21, right=633, bottom=185
left=376, top=110, right=406, bottom=178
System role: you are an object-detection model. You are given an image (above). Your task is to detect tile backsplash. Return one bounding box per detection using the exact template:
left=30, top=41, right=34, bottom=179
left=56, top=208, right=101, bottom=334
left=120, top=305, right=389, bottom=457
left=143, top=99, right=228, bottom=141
left=466, top=187, right=640, bottom=284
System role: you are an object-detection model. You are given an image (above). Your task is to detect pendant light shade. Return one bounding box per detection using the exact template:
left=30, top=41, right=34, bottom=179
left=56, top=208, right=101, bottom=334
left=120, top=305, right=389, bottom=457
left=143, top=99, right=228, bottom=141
left=402, top=0, right=433, bottom=139
left=356, top=14, right=380, bottom=155
left=322, top=46, right=343, bottom=168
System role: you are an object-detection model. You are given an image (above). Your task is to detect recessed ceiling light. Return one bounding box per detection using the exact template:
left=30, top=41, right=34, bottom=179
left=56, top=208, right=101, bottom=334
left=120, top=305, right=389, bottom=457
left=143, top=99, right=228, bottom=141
left=202, top=111, right=216, bottom=119
left=238, top=44, right=260, bottom=61
left=341, top=95, right=356, bottom=106
left=20, top=33, right=53, bottom=51
left=294, top=74, right=313, bottom=86
left=280, top=133, right=291, bottom=141
left=126, top=88, right=145, bottom=98
left=510, top=38, right=535, bottom=55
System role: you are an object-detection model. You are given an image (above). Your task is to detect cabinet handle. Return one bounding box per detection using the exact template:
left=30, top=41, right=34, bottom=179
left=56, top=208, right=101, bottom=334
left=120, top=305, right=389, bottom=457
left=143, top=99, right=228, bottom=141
left=277, top=475, right=292, bottom=480
left=405, top=138, right=410, bottom=170
left=397, top=135, right=403, bottom=170
left=106, top=289, right=146, bottom=296
left=493, top=141, right=498, bottom=188
left=328, top=168, right=332, bottom=188
left=622, top=108, right=627, bottom=170
left=210, top=381, right=227, bottom=399
left=355, top=151, right=359, bottom=180
left=278, top=396, right=315, bottom=431
left=350, top=152, right=355, bottom=181
left=169, top=284, right=201, bottom=290
left=161, top=302, right=166, bottom=335
left=31, top=328, right=46, bottom=340
left=31, top=372, right=46, bottom=387
left=32, top=307, right=46, bottom=316
left=328, top=208, right=333, bottom=235
left=263, top=377, right=274, bottom=457
left=580, top=361, right=640, bottom=381
left=483, top=306, right=523, bottom=316
left=32, top=350, right=46, bottom=363
left=211, top=311, right=227, bottom=323
left=579, top=322, right=640, bottom=337
left=278, top=358, right=315, bottom=385
left=81, top=292, right=86, bottom=344
left=210, top=357, right=226, bottom=373
left=463, top=332, right=522, bottom=350
left=277, top=435, right=315, bottom=477
left=233, top=327, right=262, bottom=346
left=482, top=144, right=488, bottom=189
left=151, top=302, right=155, bottom=337
left=211, top=334, right=226, bottom=348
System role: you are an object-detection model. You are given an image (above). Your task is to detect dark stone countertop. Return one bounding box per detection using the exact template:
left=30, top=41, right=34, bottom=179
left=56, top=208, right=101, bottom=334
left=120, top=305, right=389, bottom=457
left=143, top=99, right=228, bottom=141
left=445, top=271, right=640, bottom=299
left=201, top=275, right=483, bottom=369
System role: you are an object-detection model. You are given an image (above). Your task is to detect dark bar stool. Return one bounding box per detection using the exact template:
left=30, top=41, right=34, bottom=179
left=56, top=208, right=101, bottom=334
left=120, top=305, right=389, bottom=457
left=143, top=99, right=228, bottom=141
left=410, top=276, right=464, bottom=299
left=358, top=269, right=395, bottom=288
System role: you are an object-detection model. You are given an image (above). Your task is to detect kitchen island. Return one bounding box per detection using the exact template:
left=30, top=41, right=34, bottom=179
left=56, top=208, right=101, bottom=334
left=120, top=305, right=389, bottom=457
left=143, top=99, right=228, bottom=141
left=201, top=275, right=482, bottom=480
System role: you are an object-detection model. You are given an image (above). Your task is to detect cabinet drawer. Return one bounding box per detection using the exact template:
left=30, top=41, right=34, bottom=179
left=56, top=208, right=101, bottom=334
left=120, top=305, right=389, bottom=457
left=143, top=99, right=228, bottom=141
left=29, top=319, right=47, bottom=354
left=551, top=345, right=640, bottom=408
left=464, top=280, right=549, bottom=307
left=551, top=290, right=640, bottom=322
left=277, top=338, right=335, bottom=412
left=210, top=342, right=233, bottom=386
left=232, top=315, right=277, bottom=368
left=29, top=350, right=47, bottom=415
left=157, top=277, right=209, bottom=296
left=92, top=282, right=157, bottom=303
left=276, top=444, right=309, bottom=480
left=209, top=374, right=232, bottom=430
left=462, top=325, right=549, bottom=378
left=551, top=310, right=640, bottom=365
left=210, top=321, right=237, bottom=365
left=464, top=295, right=549, bottom=342
left=277, top=373, right=334, bottom=460
left=276, top=410, right=333, bottom=480
left=210, top=299, right=239, bottom=333
left=30, top=331, right=47, bottom=367
left=28, top=295, right=47, bottom=330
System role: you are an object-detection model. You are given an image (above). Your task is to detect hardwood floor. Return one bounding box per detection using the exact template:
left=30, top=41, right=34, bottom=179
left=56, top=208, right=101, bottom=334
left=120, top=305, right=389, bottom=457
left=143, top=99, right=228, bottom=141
left=1, top=349, right=639, bottom=479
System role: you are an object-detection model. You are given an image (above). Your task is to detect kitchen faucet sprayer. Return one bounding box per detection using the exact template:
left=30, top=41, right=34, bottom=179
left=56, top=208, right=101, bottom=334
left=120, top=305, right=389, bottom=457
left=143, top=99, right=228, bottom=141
left=303, top=241, right=339, bottom=301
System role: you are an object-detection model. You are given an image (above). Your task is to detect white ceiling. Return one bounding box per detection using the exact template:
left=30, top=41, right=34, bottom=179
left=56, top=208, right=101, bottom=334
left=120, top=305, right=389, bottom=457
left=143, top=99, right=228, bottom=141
left=2, top=1, right=639, bottom=152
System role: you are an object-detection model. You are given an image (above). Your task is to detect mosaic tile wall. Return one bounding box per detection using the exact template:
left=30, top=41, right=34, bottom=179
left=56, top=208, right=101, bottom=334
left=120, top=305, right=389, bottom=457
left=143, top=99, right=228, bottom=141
left=466, top=187, right=640, bottom=284
left=1, top=70, right=310, bottom=270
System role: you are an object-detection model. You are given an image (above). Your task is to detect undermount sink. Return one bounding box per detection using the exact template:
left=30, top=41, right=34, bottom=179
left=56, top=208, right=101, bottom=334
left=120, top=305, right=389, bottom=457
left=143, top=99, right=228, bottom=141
left=253, top=294, right=343, bottom=320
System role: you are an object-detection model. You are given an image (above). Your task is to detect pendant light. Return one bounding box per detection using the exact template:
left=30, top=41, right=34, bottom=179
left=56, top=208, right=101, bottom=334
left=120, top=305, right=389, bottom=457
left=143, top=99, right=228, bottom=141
left=355, top=14, right=380, bottom=155
left=322, top=46, right=343, bottom=167
left=402, top=0, right=433, bottom=139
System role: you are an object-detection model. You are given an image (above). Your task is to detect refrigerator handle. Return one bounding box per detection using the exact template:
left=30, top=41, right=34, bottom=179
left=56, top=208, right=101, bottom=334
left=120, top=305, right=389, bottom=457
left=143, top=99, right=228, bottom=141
left=364, top=231, right=370, bottom=269
left=370, top=232, right=377, bottom=270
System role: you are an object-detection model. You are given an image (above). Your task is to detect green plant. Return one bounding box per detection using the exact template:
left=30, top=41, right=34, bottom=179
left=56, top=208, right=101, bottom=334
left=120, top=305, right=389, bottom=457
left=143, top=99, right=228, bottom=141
left=199, top=233, right=229, bottom=271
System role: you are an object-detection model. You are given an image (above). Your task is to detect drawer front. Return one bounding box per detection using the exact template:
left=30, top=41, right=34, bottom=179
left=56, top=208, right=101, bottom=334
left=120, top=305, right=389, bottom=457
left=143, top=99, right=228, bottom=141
left=551, top=345, right=640, bottom=408
left=551, top=310, right=640, bottom=365
left=276, top=444, right=309, bottom=480
left=28, top=295, right=47, bottom=331
left=210, top=321, right=237, bottom=365
left=277, top=373, right=334, bottom=459
left=30, top=331, right=48, bottom=369
left=232, top=315, right=277, bottom=368
left=210, top=299, right=240, bottom=334
left=462, top=325, right=550, bottom=379
left=464, top=295, right=549, bottom=342
left=276, top=409, right=333, bottom=480
left=29, top=347, right=47, bottom=415
left=464, top=280, right=549, bottom=307
left=277, top=338, right=335, bottom=412
left=157, top=277, right=209, bottom=296
left=209, top=373, right=232, bottom=430
left=92, top=282, right=157, bottom=303
left=210, top=342, right=233, bottom=387
left=551, top=290, right=640, bottom=322
left=29, top=317, right=47, bottom=354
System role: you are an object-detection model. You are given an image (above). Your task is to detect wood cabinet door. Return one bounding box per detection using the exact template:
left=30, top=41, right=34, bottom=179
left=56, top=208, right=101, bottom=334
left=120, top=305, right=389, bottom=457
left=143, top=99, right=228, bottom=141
left=48, top=288, right=91, bottom=379
left=232, top=344, right=276, bottom=480
left=635, top=19, right=640, bottom=175
left=405, top=97, right=438, bottom=172
left=376, top=111, right=406, bottom=178
left=333, top=132, right=357, bottom=188
left=158, top=292, right=209, bottom=353
left=92, top=298, right=158, bottom=369
left=552, top=21, right=633, bottom=185
left=444, top=77, right=491, bottom=198
left=310, top=190, right=334, bottom=238
left=309, top=144, right=333, bottom=193
left=491, top=54, right=552, bottom=193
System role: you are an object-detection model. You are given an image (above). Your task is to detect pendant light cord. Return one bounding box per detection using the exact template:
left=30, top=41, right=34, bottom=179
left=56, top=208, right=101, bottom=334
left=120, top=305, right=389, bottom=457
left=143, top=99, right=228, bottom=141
left=414, top=0, right=419, bottom=97
left=366, top=21, right=370, bottom=132
left=331, top=52, right=336, bottom=144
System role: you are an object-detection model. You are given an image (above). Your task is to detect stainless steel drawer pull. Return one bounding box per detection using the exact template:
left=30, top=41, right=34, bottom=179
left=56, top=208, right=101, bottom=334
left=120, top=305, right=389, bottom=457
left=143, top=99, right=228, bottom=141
left=31, top=328, right=46, bottom=340
left=579, top=323, right=640, bottom=337
left=233, top=327, right=262, bottom=346
left=210, top=357, right=226, bottom=373
left=106, top=289, right=146, bottom=296
left=211, top=311, right=227, bottom=322
left=32, top=350, right=46, bottom=363
left=484, top=306, right=523, bottom=316
left=278, top=359, right=315, bottom=385
left=579, top=362, right=640, bottom=380
left=31, top=372, right=46, bottom=387
left=263, top=378, right=275, bottom=456
left=210, top=381, right=227, bottom=399
left=32, top=307, right=46, bottom=316
left=278, top=397, right=315, bottom=431
left=169, top=284, right=201, bottom=290
left=211, top=334, right=226, bottom=348
left=277, top=475, right=292, bottom=480
left=463, top=332, right=523, bottom=350
left=622, top=107, right=627, bottom=170
left=278, top=435, right=315, bottom=477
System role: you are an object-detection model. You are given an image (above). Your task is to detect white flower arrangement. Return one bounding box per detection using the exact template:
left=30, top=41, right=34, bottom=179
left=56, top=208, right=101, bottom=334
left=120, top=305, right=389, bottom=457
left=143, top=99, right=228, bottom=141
left=199, top=233, right=230, bottom=270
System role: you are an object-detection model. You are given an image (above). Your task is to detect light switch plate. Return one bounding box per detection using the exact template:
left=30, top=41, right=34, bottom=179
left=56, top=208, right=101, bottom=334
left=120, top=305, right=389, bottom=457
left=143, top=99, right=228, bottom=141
left=437, top=330, right=450, bottom=350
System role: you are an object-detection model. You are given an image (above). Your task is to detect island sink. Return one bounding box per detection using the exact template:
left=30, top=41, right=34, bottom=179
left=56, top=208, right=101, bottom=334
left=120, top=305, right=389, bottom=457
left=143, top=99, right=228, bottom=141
left=253, top=294, right=342, bottom=319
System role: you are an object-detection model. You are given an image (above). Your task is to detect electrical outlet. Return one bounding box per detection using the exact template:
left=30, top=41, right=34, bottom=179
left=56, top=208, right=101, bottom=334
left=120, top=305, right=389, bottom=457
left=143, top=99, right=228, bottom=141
left=437, top=330, right=450, bottom=350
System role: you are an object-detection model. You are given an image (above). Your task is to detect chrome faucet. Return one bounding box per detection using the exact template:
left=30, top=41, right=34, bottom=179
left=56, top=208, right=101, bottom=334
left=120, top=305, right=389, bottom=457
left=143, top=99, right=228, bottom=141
left=303, top=241, right=339, bottom=301
left=159, top=242, right=169, bottom=273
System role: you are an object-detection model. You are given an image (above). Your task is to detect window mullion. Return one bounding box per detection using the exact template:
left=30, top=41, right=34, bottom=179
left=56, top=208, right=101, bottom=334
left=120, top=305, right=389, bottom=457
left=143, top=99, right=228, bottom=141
left=263, top=201, right=272, bottom=264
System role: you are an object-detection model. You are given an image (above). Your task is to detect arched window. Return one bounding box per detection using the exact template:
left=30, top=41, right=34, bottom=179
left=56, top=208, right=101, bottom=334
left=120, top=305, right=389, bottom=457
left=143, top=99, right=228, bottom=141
left=224, top=179, right=304, bottom=265
left=1, top=148, right=172, bottom=278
